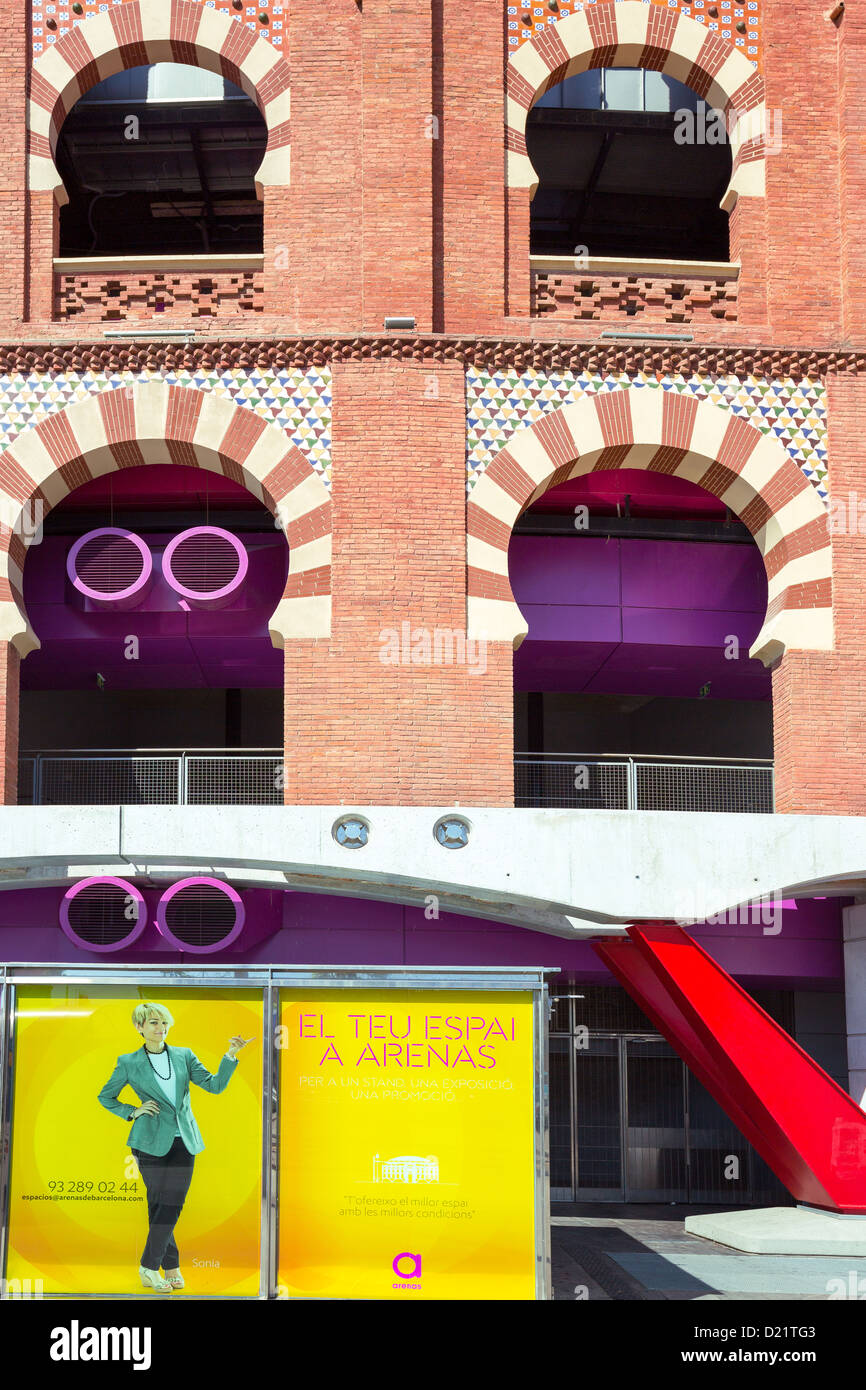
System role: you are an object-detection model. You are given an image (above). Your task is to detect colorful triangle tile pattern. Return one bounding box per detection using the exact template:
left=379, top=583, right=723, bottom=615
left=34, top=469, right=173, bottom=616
left=465, top=368, right=828, bottom=505
left=0, top=368, right=332, bottom=486
left=31, top=3, right=284, bottom=58
left=508, top=0, right=761, bottom=72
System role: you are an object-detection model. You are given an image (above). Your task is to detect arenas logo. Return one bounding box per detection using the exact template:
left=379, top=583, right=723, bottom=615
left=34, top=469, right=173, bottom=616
left=392, top=1251, right=422, bottom=1290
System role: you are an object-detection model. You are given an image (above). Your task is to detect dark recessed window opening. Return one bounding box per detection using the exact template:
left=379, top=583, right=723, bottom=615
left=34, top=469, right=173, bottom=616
left=56, top=64, right=267, bottom=257
left=527, top=68, right=732, bottom=261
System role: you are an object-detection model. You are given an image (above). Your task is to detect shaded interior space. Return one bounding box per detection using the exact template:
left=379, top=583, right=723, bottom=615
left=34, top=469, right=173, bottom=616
left=548, top=982, right=846, bottom=1206
left=510, top=468, right=772, bottom=764
left=19, top=689, right=283, bottom=753
left=515, top=692, right=771, bottom=760
left=527, top=68, right=731, bottom=260
left=56, top=64, right=267, bottom=257
left=19, top=463, right=287, bottom=758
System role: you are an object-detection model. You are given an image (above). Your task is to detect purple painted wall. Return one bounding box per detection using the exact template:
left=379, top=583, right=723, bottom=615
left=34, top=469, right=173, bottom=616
left=0, top=886, right=843, bottom=988
left=23, top=531, right=771, bottom=698
left=22, top=532, right=287, bottom=690
left=510, top=535, right=771, bottom=698
left=21, top=455, right=767, bottom=703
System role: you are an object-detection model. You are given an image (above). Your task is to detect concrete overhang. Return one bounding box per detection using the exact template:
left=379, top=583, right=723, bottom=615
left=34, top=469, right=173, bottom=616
left=0, top=806, right=862, bottom=939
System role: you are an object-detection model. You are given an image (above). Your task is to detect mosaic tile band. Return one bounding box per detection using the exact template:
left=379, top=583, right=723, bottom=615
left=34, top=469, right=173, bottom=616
left=0, top=369, right=332, bottom=483
left=31, top=0, right=758, bottom=70
left=508, top=0, right=761, bottom=70
left=0, top=369, right=827, bottom=504
left=466, top=370, right=827, bottom=502
left=31, top=2, right=284, bottom=57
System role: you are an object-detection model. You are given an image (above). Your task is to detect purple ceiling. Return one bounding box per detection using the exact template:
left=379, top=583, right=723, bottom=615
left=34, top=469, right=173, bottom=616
left=526, top=467, right=731, bottom=518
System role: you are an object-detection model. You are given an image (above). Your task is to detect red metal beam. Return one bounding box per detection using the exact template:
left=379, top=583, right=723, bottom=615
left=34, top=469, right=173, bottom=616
left=593, top=924, right=866, bottom=1213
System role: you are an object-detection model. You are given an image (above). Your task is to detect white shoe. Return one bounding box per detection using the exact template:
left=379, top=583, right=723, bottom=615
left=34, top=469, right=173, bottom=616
left=163, top=1269, right=184, bottom=1289
left=139, top=1265, right=172, bottom=1291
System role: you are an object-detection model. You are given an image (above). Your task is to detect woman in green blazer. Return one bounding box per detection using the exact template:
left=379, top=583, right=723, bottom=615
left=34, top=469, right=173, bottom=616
left=98, top=1001, right=251, bottom=1292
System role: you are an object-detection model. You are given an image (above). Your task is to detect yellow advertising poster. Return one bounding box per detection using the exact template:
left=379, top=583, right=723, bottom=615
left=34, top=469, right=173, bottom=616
left=277, top=989, right=538, bottom=1300
left=5, top=986, right=262, bottom=1297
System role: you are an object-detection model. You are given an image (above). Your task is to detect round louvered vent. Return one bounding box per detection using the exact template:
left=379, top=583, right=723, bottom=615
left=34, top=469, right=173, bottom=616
left=156, top=878, right=245, bottom=954
left=162, top=526, right=248, bottom=608
left=67, top=529, right=152, bottom=608
left=59, top=877, right=147, bottom=953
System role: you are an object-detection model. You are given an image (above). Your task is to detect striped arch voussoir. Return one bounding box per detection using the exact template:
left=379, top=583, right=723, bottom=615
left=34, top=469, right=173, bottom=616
left=505, top=0, right=766, bottom=212
left=0, top=381, right=330, bottom=655
left=28, top=0, right=290, bottom=204
left=466, top=387, right=831, bottom=666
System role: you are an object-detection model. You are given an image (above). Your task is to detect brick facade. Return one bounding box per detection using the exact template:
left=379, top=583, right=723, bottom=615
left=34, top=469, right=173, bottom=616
left=530, top=269, right=739, bottom=325
left=773, top=373, right=866, bottom=815
left=55, top=269, right=264, bottom=322
left=0, top=0, right=860, bottom=812
left=0, top=643, right=19, bottom=807
left=282, top=360, right=514, bottom=806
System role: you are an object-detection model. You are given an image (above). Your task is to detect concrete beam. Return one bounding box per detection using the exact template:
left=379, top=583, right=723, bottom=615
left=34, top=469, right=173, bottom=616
left=0, top=806, right=864, bottom=935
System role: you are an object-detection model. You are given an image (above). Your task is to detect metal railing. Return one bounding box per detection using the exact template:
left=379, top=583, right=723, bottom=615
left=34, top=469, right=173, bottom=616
left=18, top=749, right=284, bottom=806
left=17, top=749, right=774, bottom=812
left=514, top=753, right=774, bottom=813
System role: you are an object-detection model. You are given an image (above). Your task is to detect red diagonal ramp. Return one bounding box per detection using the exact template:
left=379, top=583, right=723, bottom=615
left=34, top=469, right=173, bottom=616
left=593, top=923, right=866, bottom=1214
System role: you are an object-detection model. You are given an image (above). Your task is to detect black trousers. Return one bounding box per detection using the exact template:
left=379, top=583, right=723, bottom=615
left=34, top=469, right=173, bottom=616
left=132, top=1137, right=195, bottom=1271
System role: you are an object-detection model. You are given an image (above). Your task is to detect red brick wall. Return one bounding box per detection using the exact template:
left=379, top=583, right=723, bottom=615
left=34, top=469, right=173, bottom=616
left=283, top=0, right=364, bottom=330
left=282, top=359, right=514, bottom=805
left=773, top=373, right=862, bottom=815
left=262, top=187, right=292, bottom=318
left=838, top=4, right=866, bottom=339
left=4, top=1, right=853, bottom=342
left=505, top=186, right=530, bottom=321
left=283, top=0, right=436, bottom=333
left=0, top=643, right=20, bottom=806
left=438, top=0, right=507, bottom=330
left=728, top=194, right=769, bottom=331
left=762, top=1, right=842, bottom=339
left=360, top=0, right=434, bottom=334
left=26, top=193, right=58, bottom=326
left=0, top=1, right=863, bottom=819
left=0, top=2, right=28, bottom=328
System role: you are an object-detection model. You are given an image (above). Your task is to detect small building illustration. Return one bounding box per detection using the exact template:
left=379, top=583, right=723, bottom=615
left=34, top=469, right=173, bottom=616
left=372, top=1153, right=439, bottom=1184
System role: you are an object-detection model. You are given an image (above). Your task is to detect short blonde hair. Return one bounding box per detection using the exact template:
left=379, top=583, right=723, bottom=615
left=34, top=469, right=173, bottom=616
left=132, top=1002, right=174, bottom=1029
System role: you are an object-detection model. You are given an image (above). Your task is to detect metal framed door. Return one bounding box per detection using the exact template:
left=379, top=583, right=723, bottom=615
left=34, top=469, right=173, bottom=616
left=623, top=1037, right=688, bottom=1202
left=574, top=1036, right=623, bottom=1200
left=549, top=1036, right=575, bottom=1200
left=551, top=1007, right=788, bottom=1206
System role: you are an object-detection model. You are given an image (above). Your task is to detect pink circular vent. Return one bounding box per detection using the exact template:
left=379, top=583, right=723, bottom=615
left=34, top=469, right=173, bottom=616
left=156, top=878, right=245, bottom=953
left=162, top=526, right=248, bottom=608
left=60, top=877, right=147, bottom=953
left=67, top=529, right=152, bottom=608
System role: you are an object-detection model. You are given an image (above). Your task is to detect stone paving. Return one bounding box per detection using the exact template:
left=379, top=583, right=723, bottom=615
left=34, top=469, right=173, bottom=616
left=550, top=1205, right=866, bottom=1301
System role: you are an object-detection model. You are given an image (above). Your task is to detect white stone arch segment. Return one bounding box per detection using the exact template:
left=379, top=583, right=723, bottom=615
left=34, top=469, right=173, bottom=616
left=466, top=385, right=831, bottom=667
left=28, top=0, right=291, bottom=206
left=506, top=0, right=765, bottom=212
left=0, top=380, right=331, bottom=655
